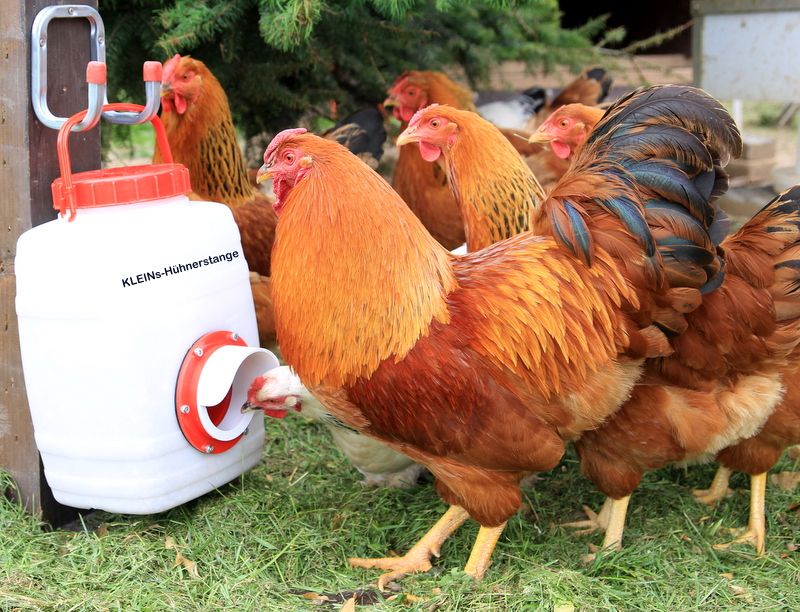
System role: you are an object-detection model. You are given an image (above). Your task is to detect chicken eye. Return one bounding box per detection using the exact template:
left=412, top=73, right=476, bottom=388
left=559, top=119, right=569, bottom=128
left=285, top=153, right=295, bottom=163
left=430, top=119, right=440, bottom=128
left=407, top=88, right=417, bottom=97
left=182, top=73, right=190, bottom=80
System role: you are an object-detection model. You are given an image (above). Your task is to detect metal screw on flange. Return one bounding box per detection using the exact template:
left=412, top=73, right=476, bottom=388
left=243, top=427, right=249, bottom=436
left=231, top=333, right=239, bottom=341
left=180, top=405, right=190, bottom=414
left=203, top=445, right=214, bottom=453
left=194, top=348, right=204, bottom=357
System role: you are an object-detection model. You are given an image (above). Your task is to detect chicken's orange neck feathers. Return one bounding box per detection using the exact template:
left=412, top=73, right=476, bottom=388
left=271, top=137, right=457, bottom=388
left=442, top=110, right=546, bottom=251
left=158, top=62, right=253, bottom=208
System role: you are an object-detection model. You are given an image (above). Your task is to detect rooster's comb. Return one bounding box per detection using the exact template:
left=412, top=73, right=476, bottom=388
left=265, top=128, right=308, bottom=162
left=388, top=73, right=410, bottom=94
left=162, top=54, right=183, bottom=82
left=408, top=103, right=440, bottom=129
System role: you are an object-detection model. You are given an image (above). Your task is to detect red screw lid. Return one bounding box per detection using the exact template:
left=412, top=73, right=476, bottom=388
left=51, top=163, right=191, bottom=214
left=51, top=103, right=192, bottom=220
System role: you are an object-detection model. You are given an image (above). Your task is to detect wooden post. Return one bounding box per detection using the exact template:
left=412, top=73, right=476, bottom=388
left=1, top=0, right=100, bottom=525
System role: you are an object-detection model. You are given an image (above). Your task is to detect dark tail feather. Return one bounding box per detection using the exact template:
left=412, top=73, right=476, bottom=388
left=542, top=85, right=742, bottom=341
left=549, top=66, right=614, bottom=109
left=326, top=106, right=387, bottom=167
left=584, top=67, right=613, bottom=103
left=521, top=86, right=547, bottom=115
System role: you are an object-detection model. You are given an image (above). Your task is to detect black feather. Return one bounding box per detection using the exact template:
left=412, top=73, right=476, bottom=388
left=584, top=67, right=612, bottom=102
left=327, top=107, right=387, bottom=165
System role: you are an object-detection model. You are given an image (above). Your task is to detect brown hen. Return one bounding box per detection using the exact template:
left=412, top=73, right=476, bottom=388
left=538, top=105, right=800, bottom=553
left=155, top=54, right=278, bottom=343
left=401, top=93, right=800, bottom=557
left=157, top=55, right=386, bottom=345
left=385, top=68, right=611, bottom=249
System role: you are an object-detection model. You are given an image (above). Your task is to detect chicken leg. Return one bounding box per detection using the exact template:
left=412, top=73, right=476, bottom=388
left=714, top=472, right=767, bottom=554
left=692, top=465, right=733, bottom=506
left=576, top=496, right=630, bottom=564
left=348, top=505, right=469, bottom=590
left=601, top=495, right=630, bottom=551
left=463, top=523, right=507, bottom=580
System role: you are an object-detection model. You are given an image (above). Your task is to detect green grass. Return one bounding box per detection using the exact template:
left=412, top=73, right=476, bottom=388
left=2, top=417, right=799, bottom=611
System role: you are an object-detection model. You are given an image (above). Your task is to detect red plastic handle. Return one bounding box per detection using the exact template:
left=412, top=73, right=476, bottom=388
left=56, top=103, right=173, bottom=221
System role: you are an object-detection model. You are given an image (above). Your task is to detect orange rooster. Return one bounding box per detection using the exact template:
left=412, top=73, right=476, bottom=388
left=401, top=97, right=800, bottom=557
left=256, top=85, right=739, bottom=586
left=385, top=69, right=611, bottom=249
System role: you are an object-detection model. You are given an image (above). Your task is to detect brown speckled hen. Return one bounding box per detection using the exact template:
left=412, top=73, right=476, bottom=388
left=156, top=54, right=278, bottom=343
left=385, top=70, right=612, bottom=251
left=157, top=55, right=386, bottom=345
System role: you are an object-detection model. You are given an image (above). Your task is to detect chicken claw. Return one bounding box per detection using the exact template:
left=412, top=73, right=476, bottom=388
left=561, top=498, right=613, bottom=535
left=692, top=466, right=733, bottom=506
left=565, top=496, right=630, bottom=563
left=713, top=472, right=766, bottom=554
left=348, top=505, right=469, bottom=590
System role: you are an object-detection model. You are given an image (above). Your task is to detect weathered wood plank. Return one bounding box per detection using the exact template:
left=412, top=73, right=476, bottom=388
left=1, top=0, right=99, bottom=525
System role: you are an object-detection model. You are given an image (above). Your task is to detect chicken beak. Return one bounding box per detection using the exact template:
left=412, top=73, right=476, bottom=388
left=382, top=95, right=398, bottom=111
left=396, top=126, right=419, bottom=148
left=161, top=81, right=172, bottom=95
left=256, top=163, right=273, bottom=184
left=241, top=401, right=259, bottom=413
left=527, top=130, right=552, bottom=146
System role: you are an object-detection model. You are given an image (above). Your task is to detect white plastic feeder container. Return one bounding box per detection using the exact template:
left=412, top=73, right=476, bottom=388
left=14, top=104, right=277, bottom=514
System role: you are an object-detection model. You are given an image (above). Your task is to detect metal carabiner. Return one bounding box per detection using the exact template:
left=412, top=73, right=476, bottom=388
left=31, top=5, right=162, bottom=130
left=31, top=5, right=106, bottom=132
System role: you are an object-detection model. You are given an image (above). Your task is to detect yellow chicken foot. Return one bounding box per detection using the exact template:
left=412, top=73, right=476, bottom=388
left=579, top=496, right=630, bottom=563
left=348, top=505, right=469, bottom=590
left=714, top=472, right=766, bottom=554
left=561, top=497, right=613, bottom=535
left=692, top=465, right=733, bottom=506
left=463, top=523, right=507, bottom=581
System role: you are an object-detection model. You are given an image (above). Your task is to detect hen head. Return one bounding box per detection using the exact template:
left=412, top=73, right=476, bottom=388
left=384, top=72, right=429, bottom=123
left=528, top=103, right=605, bottom=160
left=242, top=366, right=305, bottom=419
left=395, top=104, right=461, bottom=163
left=257, top=128, right=315, bottom=215
left=161, top=54, right=206, bottom=115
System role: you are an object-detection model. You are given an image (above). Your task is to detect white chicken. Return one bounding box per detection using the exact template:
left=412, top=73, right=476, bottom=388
left=245, top=365, right=426, bottom=488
